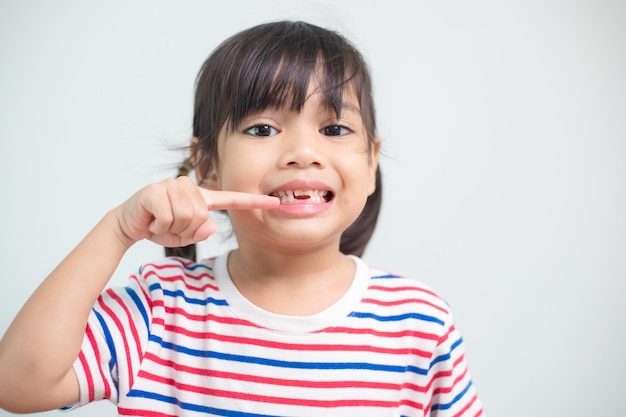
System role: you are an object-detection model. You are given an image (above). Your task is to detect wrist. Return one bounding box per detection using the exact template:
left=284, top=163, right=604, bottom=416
left=102, top=208, right=138, bottom=251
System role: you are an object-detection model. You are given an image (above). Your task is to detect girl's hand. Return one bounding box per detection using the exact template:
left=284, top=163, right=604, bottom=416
left=114, top=176, right=279, bottom=248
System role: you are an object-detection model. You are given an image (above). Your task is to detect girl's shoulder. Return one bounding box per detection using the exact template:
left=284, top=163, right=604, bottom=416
left=360, top=259, right=453, bottom=320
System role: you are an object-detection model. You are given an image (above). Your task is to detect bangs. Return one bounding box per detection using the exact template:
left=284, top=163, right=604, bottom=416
left=214, top=22, right=366, bottom=131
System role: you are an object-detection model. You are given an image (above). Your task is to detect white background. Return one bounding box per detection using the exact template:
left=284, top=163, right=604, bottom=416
left=1, top=1, right=625, bottom=416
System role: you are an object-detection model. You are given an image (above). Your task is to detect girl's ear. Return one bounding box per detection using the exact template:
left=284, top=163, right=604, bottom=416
left=190, top=136, right=220, bottom=190
left=367, top=138, right=381, bottom=196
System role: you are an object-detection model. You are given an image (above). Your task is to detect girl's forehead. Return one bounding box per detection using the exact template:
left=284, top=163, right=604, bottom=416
left=305, top=79, right=362, bottom=113
left=261, top=74, right=360, bottom=115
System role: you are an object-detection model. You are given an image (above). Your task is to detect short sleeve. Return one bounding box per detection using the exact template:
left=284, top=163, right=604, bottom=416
left=68, top=273, right=153, bottom=409
left=426, top=314, right=484, bottom=416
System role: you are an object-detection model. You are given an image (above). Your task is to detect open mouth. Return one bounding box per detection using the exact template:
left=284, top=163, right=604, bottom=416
left=269, top=190, right=334, bottom=204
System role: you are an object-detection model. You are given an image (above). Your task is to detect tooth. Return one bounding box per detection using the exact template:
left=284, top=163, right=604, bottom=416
left=272, top=189, right=332, bottom=204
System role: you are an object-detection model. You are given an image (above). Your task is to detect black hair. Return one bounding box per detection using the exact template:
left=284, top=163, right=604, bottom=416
left=166, top=20, right=382, bottom=260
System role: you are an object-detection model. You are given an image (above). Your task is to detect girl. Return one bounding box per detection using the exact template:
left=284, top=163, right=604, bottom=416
left=0, top=21, right=483, bottom=416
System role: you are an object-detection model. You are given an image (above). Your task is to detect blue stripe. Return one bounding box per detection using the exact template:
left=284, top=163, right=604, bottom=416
left=125, top=287, right=149, bottom=331
left=431, top=380, right=474, bottom=411
left=93, top=309, right=117, bottom=373
left=182, top=262, right=213, bottom=272
left=148, top=283, right=228, bottom=306
left=149, top=335, right=406, bottom=373
left=430, top=336, right=463, bottom=370
left=371, top=273, right=401, bottom=279
left=350, top=311, right=445, bottom=326
left=127, top=390, right=280, bottom=417
left=405, top=364, right=429, bottom=375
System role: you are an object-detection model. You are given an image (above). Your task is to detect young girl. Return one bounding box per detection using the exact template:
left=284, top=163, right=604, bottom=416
left=0, top=21, right=483, bottom=416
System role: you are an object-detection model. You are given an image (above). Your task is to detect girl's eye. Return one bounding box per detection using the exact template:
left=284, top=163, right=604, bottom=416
left=245, top=124, right=278, bottom=137
left=321, top=125, right=352, bottom=137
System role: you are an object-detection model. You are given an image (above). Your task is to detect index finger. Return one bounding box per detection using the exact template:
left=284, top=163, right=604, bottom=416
left=199, top=188, right=280, bottom=211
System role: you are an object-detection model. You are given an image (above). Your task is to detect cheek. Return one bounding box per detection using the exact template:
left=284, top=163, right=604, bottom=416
left=341, top=156, right=377, bottom=197
left=217, top=152, right=267, bottom=191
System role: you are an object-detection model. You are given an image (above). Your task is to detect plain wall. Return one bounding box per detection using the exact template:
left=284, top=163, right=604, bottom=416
left=1, top=1, right=625, bottom=416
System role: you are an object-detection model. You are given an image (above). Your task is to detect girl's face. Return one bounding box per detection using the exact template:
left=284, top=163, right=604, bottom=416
left=204, top=82, right=379, bottom=253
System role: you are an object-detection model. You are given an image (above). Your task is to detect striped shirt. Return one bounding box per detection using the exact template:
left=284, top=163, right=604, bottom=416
left=69, top=253, right=483, bottom=416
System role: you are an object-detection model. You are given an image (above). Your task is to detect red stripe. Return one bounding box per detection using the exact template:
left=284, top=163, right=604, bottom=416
left=436, top=324, right=456, bottom=347
left=143, top=270, right=219, bottom=293
left=401, top=380, right=429, bottom=394
left=85, top=325, right=111, bottom=399
left=369, top=284, right=439, bottom=298
left=107, top=288, right=144, bottom=365
left=154, top=268, right=215, bottom=280
left=361, top=297, right=448, bottom=314
left=130, top=274, right=152, bottom=311
left=152, top=320, right=432, bottom=357
left=77, top=350, right=94, bottom=402
left=473, top=407, right=484, bottom=417
left=403, top=355, right=468, bottom=410
left=429, top=353, right=467, bottom=392
left=141, top=259, right=212, bottom=276
left=142, top=258, right=198, bottom=272
left=402, top=356, right=466, bottom=395
left=143, top=351, right=401, bottom=390
left=151, top=302, right=263, bottom=329
left=322, top=326, right=439, bottom=341
left=98, top=294, right=135, bottom=389
left=452, top=393, right=481, bottom=417
left=399, top=398, right=426, bottom=411
left=433, top=366, right=468, bottom=395
left=138, top=370, right=398, bottom=408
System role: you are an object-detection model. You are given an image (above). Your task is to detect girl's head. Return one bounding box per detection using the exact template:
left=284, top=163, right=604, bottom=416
left=169, top=20, right=382, bottom=259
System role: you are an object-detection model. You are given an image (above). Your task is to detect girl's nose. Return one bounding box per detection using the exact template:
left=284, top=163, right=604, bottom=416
left=279, top=131, right=326, bottom=168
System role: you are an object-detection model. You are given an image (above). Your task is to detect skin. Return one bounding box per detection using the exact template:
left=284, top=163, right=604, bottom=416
left=0, top=82, right=379, bottom=412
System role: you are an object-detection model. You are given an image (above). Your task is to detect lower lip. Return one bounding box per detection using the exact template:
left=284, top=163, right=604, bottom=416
left=270, top=199, right=333, bottom=217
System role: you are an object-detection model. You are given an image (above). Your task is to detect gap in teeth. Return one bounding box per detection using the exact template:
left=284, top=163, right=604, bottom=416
left=270, top=190, right=330, bottom=203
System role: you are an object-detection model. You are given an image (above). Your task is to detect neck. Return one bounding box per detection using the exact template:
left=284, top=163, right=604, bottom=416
left=226, top=246, right=355, bottom=316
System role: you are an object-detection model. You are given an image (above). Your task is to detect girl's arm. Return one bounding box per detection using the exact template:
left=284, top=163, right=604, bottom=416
left=0, top=177, right=278, bottom=413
